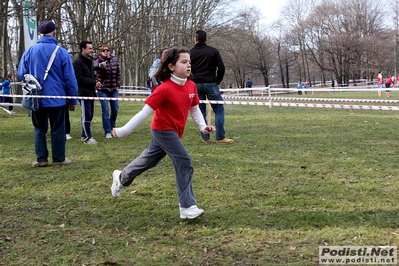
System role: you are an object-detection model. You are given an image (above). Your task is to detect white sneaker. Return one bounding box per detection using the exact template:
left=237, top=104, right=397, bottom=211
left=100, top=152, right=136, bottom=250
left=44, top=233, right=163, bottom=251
left=105, top=133, right=112, bottom=139
left=179, top=205, right=204, bottom=219
left=84, top=138, right=98, bottom=144
left=66, top=134, right=72, bottom=140
left=111, top=170, right=123, bottom=197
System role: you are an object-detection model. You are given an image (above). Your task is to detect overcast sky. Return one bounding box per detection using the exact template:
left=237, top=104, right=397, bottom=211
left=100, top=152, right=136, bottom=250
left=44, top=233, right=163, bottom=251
left=241, top=0, right=287, bottom=25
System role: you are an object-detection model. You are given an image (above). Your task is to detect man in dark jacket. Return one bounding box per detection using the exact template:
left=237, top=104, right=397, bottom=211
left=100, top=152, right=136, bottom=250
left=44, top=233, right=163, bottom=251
left=190, top=30, right=233, bottom=144
left=18, top=21, right=78, bottom=167
left=73, top=40, right=102, bottom=144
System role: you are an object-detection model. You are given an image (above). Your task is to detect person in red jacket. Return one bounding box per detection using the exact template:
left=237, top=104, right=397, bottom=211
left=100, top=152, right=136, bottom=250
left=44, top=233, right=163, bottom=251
left=384, top=75, right=395, bottom=98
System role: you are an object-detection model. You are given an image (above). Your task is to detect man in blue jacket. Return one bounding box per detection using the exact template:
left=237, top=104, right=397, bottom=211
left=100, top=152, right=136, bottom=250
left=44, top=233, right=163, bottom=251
left=18, top=21, right=78, bottom=167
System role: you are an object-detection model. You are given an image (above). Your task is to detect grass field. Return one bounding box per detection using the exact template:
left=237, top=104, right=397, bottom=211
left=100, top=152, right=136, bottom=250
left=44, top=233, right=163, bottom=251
left=1, top=92, right=399, bottom=265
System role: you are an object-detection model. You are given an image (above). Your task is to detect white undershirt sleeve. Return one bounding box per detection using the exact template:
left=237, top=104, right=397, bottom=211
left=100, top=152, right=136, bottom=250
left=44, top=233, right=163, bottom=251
left=114, top=104, right=154, bottom=138
left=190, top=105, right=207, bottom=133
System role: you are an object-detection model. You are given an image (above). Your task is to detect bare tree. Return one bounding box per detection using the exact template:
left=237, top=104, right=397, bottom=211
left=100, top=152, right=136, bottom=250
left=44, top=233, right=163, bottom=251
left=0, top=0, right=9, bottom=77
left=305, top=0, right=386, bottom=86
left=2, top=0, right=398, bottom=91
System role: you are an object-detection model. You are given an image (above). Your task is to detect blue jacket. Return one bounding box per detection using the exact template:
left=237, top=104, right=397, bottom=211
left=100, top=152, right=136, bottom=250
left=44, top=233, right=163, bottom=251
left=17, top=36, right=78, bottom=107
left=1, top=79, right=11, bottom=95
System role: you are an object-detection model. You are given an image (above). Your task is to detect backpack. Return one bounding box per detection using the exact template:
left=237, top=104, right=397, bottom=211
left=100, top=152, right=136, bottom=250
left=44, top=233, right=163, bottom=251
left=22, top=74, right=42, bottom=111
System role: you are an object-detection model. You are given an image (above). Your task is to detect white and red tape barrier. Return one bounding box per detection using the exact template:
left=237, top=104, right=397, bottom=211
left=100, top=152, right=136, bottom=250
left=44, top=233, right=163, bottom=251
left=1, top=93, right=399, bottom=111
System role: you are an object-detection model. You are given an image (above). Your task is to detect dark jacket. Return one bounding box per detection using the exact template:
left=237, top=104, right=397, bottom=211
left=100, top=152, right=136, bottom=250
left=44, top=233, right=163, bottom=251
left=93, top=54, right=121, bottom=92
left=73, top=53, right=97, bottom=97
left=190, top=42, right=225, bottom=84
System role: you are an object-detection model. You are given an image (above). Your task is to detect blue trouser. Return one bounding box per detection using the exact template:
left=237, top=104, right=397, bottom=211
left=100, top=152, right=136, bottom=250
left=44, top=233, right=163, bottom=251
left=31, top=106, right=66, bottom=163
left=385, top=83, right=391, bottom=92
left=120, top=129, right=197, bottom=208
left=3, top=96, right=13, bottom=111
left=65, top=104, right=71, bottom=135
left=97, top=90, right=119, bottom=134
left=79, top=99, right=94, bottom=141
left=195, top=83, right=226, bottom=141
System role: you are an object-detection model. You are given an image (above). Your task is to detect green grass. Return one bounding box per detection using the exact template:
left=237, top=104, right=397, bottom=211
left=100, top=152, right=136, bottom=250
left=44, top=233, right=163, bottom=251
left=1, top=91, right=399, bottom=265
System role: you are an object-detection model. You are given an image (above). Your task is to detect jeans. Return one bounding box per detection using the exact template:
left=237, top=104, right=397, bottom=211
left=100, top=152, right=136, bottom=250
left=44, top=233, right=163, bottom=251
left=97, top=90, right=119, bottom=134
left=121, top=129, right=197, bottom=208
left=195, top=83, right=226, bottom=141
left=31, top=106, right=66, bottom=163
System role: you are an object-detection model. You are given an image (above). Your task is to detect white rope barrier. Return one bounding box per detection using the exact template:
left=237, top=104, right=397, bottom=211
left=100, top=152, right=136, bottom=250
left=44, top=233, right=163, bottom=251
left=2, top=86, right=399, bottom=111
left=4, top=93, right=399, bottom=103
left=221, top=95, right=399, bottom=104
left=269, top=87, right=399, bottom=92
left=269, top=102, right=399, bottom=111
left=202, top=100, right=399, bottom=111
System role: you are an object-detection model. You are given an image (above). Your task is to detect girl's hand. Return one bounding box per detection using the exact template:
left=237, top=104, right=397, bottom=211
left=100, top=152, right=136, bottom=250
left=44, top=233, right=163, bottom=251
left=112, top=128, right=119, bottom=138
left=204, top=125, right=216, bottom=133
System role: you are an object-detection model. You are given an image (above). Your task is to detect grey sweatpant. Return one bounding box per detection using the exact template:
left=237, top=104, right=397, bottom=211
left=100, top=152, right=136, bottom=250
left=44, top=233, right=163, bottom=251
left=120, top=129, right=197, bottom=208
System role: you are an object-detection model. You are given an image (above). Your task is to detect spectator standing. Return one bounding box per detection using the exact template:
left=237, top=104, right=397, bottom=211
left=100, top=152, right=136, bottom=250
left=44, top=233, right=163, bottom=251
left=73, top=40, right=102, bottom=144
left=1, top=74, right=14, bottom=114
left=94, top=44, right=121, bottom=139
left=245, top=78, right=253, bottom=96
left=146, top=77, right=151, bottom=91
left=303, top=80, right=309, bottom=94
left=384, top=75, right=394, bottom=98
left=110, top=47, right=215, bottom=219
left=377, top=71, right=383, bottom=97
left=17, top=21, right=78, bottom=167
left=190, top=30, right=233, bottom=144
left=148, top=47, right=168, bottom=92
left=296, top=81, right=303, bottom=95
